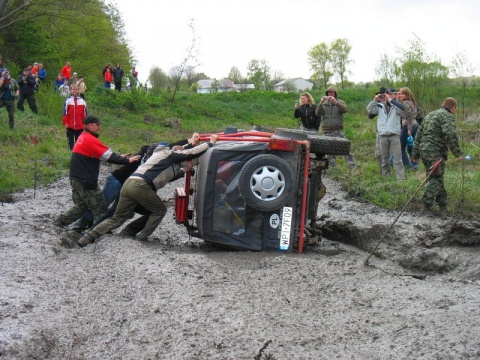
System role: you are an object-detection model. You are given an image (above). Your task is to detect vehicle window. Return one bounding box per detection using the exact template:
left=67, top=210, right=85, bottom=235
left=213, top=160, right=246, bottom=236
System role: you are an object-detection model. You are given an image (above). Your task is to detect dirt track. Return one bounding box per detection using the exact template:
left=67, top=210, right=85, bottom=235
left=1, top=169, right=480, bottom=359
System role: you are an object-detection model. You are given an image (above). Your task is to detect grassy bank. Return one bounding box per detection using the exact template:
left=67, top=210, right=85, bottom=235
left=1, top=86, right=479, bottom=218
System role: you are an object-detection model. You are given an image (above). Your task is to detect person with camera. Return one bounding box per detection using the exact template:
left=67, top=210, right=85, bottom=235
left=17, top=68, right=39, bottom=114
left=315, top=85, right=355, bottom=168
left=0, top=69, right=20, bottom=130
left=294, top=92, right=320, bottom=131
left=397, top=87, right=419, bottom=170
left=366, top=87, right=405, bottom=180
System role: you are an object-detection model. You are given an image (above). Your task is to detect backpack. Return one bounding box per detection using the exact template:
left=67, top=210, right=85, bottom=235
left=416, top=107, right=424, bottom=125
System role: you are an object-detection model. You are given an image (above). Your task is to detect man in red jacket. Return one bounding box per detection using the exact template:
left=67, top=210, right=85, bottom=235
left=54, top=115, right=141, bottom=228
left=61, top=61, right=71, bottom=81
left=62, top=84, right=87, bottom=150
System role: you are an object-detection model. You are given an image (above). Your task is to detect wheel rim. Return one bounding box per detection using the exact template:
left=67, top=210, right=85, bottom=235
left=250, top=165, right=285, bottom=201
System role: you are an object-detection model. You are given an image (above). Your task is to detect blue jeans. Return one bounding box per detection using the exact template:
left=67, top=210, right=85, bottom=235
left=400, top=124, right=418, bottom=168
left=84, top=175, right=122, bottom=223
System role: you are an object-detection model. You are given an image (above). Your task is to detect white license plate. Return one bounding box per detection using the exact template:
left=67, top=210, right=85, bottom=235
left=279, top=207, right=293, bottom=250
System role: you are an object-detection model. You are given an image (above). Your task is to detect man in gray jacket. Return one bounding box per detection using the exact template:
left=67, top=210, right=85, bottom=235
left=366, top=87, right=405, bottom=180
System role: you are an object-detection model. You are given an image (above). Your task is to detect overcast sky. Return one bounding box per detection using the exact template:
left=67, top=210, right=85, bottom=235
left=112, top=0, right=480, bottom=84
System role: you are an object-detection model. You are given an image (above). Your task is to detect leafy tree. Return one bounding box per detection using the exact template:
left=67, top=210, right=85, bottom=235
left=375, top=53, right=396, bottom=85
left=330, top=39, right=352, bottom=89
left=396, top=35, right=448, bottom=104
left=308, top=42, right=332, bottom=89
left=228, top=67, right=243, bottom=83
left=148, top=66, right=169, bottom=90
left=0, top=0, right=131, bottom=87
left=246, top=59, right=271, bottom=90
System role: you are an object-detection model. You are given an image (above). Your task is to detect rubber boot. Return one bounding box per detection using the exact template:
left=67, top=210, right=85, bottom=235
left=419, top=205, right=433, bottom=217
left=439, top=205, right=447, bottom=220
left=72, top=217, right=93, bottom=233
left=78, top=232, right=96, bottom=248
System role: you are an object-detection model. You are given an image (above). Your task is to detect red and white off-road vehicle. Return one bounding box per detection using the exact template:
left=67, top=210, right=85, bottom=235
left=174, top=127, right=351, bottom=253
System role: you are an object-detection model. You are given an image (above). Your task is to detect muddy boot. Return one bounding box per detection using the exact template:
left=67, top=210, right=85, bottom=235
left=78, top=232, right=96, bottom=248
left=418, top=205, right=434, bottom=217
left=72, top=217, right=93, bottom=233
left=53, top=216, right=67, bottom=227
left=439, top=205, right=447, bottom=220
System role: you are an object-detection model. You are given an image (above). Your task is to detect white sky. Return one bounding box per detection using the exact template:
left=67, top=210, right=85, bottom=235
left=112, top=0, right=480, bottom=84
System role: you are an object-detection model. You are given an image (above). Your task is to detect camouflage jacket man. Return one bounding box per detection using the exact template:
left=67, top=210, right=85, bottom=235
left=412, top=106, right=463, bottom=161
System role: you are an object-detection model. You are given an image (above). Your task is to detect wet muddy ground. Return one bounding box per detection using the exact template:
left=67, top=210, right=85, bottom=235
left=1, top=168, right=480, bottom=359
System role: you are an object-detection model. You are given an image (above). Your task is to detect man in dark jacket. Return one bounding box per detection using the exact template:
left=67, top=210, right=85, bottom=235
left=77, top=133, right=218, bottom=247
left=53, top=115, right=141, bottom=227
left=17, top=68, right=38, bottom=114
left=112, top=63, right=124, bottom=92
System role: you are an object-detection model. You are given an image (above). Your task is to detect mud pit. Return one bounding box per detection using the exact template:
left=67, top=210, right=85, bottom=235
left=1, top=167, right=480, bottom=359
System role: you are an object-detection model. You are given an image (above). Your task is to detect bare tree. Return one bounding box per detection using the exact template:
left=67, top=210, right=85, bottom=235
left=169, top=19, right=199, bottom=101
left=451, top=51, right=477, bottom=120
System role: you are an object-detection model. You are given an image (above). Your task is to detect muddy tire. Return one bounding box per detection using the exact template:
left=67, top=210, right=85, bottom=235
left=275, top=128, right=351, bottom=156
left=308, top=135, right=351, bottom=155
left=238, top=154, right=296, bottom=212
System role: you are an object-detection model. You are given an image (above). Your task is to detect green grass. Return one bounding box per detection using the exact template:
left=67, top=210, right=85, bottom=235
left=1, top=86, right=479, bottom=219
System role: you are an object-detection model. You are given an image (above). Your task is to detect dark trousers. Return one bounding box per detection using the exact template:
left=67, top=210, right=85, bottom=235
left=0, top=99, right=15, bottom=128
left=114, top=81, right=122, bottom=92
left=66, top=128, right=83, bottom=150
left=17, top=93, right=38, bottom=114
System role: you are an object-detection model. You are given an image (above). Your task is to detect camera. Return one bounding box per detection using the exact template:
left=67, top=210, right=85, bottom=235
left=379, top=94, right=385, bottom=98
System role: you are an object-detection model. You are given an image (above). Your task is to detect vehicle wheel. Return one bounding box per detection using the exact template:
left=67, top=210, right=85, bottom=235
left=308, top=135, right=351, bottom=156
left=238, top=154, right=296, bottom=212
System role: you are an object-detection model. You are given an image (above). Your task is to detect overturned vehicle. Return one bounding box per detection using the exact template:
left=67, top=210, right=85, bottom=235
left=174, top=128, right=351, bottom=253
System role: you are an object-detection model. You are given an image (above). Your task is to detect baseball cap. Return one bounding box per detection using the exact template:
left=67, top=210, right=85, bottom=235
left=84, top=115, right=101, bottom=125
left=386, top=88, right=397, bottom=94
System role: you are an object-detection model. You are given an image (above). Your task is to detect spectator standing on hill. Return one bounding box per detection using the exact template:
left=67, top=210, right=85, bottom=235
left=62, top=84, right=87, bottom=150
left=59, top=79, right=70, bottom=97
left=411, top=97, right=464, bottom=219
left=397, top=87, right=419, bottom=170
left=70, top=72, right=78, bottom=86
left=130, top=67, right=138, bottom=89
left=0, top=55, right=7, bottom=74
left=77, top=133, right=219, bottom=247
left=315, top=85, right=355, bottom=168
left=103, top=67, right=113, bottom=88
left=37, top=62, right=47, bottom=84
left=17, top=68, right=38, bottom=114
left=53, top=115, right=141, bottom=229
left=53, top=73, right=64, bottom=93
left=77, top=76, right=87, bottom=99
left=294, top=92, right=320, bottom=131
left=366, top=87, right=405, bottom=180
left=61, top=61, right=71, bottom=81
left=112, top=63, right=124, bottom=92
left=0, top=70, right=19, bottom=130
